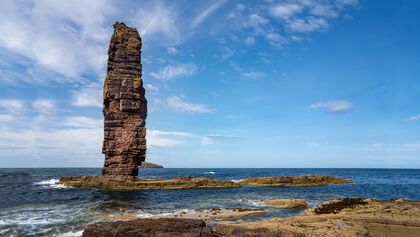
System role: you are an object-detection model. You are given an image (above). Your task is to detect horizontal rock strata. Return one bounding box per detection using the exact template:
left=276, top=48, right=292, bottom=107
left=214, top=198, right=420, bottom=237
left=102, top=22, right=147, bottom=176
left=239, top=175, right=351, bottom=187
left=82, top=218, right=213, bottom=237
left=59, top=176, right=240, bottom=190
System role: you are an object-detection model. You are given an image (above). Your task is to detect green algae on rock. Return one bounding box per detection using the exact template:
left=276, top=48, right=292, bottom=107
left=239, top=175, right=352, bottom=187
left=59, top=175, right=240, bottom=190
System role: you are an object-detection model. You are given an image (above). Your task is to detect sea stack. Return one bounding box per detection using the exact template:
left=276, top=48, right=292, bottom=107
left=102, top=22, right=147, bottom=176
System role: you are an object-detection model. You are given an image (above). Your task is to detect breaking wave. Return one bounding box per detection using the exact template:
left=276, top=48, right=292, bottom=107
left=34, top=179, right=67, bottom=189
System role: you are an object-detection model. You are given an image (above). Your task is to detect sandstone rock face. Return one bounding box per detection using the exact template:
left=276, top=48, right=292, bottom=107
left=82, top=218, right=214, bottom=237
left=102, top=22, right=147, bottom=176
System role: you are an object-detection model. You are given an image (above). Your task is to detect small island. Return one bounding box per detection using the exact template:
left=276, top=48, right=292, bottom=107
left=139, top=162, right=163, bottom=168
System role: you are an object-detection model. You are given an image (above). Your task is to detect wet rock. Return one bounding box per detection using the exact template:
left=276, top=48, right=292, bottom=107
left=59, top=175, right=240, bottom=190
left=82, top=218, right=214, bottom=237
left=310, top=198, right=368, bottom=215
left=239, top=175, right=351, bottom=187
left=264, top=199, right=308, bottom=209
left=102, top=22, right=147, bottom=176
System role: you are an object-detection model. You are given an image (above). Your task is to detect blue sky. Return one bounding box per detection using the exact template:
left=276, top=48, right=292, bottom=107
left=0, top=0, right=419, bottom=168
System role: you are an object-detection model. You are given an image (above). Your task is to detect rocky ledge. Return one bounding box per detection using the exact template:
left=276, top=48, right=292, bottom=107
left=239, top=175, right=351, bottom=187
left=59, top=175, right=239, bottom=190
left=214, top=198, right=420, bottom=237
left=264, top=199, right=308, bottom=208
left=83, top=218, right=213, bottom=237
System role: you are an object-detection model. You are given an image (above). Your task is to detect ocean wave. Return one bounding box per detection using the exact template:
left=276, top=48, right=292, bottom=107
left=34, top=179, right=67, bottom=189
left=136, top=209, right=190, bottom=218
left=237, top=198, right=266, bottom=207
left=231, top=179, right=243, bottom=183
left=204, top=171, right=215, bottom=175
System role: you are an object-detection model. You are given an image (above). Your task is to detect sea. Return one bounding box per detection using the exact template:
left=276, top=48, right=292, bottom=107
left=0, top=168, right=419, bottom=236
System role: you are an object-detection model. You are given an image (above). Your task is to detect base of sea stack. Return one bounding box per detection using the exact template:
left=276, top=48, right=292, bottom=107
left=59, top=175, right=240, bottom=190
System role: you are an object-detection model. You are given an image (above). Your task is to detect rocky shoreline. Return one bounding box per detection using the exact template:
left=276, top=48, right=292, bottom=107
left=82, top=198, right=420, bottom=237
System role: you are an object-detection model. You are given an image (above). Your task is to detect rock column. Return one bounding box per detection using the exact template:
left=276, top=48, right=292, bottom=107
left=102, top=22, right=147, bottom=176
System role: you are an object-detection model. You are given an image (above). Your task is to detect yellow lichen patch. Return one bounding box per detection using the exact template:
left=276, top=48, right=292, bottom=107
left=104, top=74, right=110, bottom=96
left=133, top=76, right=141, bottom=89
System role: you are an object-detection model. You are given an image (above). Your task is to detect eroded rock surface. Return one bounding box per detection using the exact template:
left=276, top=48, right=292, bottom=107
left=81, top=199, right=420, bottom=237
left=239, top=175, right=351, bottom=187
left=214, top=199, right=420, bottom=237
left=82, top=218, right=214, bottom=237
left=102, top=22, right=147, bottom=176
left=264, top=199, right=308, bottom=209
left=59, top=176, right=240, bottom=190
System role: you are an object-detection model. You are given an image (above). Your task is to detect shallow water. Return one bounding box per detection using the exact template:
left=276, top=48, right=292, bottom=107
left=0, top=168, right=419, bottom=236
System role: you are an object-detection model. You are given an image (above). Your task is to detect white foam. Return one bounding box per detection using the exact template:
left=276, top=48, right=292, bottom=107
left=136, top=209, right=191, bottom=219
left=204, top=171, right=215, bottom=175
left=231, top=179, right=243, bottom=183
left=34, top=179, right=67, bottom=189
left=57, top=230, right=84, bottom=237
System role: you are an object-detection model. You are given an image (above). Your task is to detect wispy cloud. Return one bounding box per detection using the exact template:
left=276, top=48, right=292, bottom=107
left=72, top=83, right=102, bottom=107
left=150, top=63, right=197, bottom=81
left=242, top=71, right=265, bottom=79
left=0, top=0, right=111, bottom=81
left=147, top=129, right=194, bottom=147
left=309, top=100, right=352, bottom=113
left=145, top=83, right=159, bottom=92
left=202, top=134, right=242, bottom=145
left=0, top=99, right=25, bottom=115
left=32, top=99, right=55, bottom=116
left=167, top=96, right=214, bottom=113
left=408, top=114, right=420, bottom=121
left=191, top=0, right=227, bottom=29
left=132, top=1, right=180, bottom=44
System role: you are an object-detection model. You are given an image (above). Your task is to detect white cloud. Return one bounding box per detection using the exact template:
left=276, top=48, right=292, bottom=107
left=0, top=99, right=25, bottom=115
left=167, top=47, right=179, bottom=55
left=286, top=17, right=329, bottom=33
left=63, top=116, right=102, bottom=128
left=244, top=36, right=256, bottom=46
left=72, top=83, right=102, bottom=107
left=309, top=100, right=352, bottom=113
left=248, top=14, right=269, bottom=27
left=132, top=2, right=180, bottom=44
left=408, top=114, right=420, bottom=121
left=191, top=0, right=227, bottom=29
left=270, top=3, right=303, bottom=20
left=167, top=96, right=214, bottom=113
left=150, top=63, right=197, bottom=81
left=242, top=71, right=265, bottom=79
left=147, top=129, right=194, bottom=147
left=0, top=114, right=14, bottom=122
left=145, top=83, right=159, bottom=92
left=0, top=0, right=111, bottom=81
left=32, top=99, right=55, bottom=116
